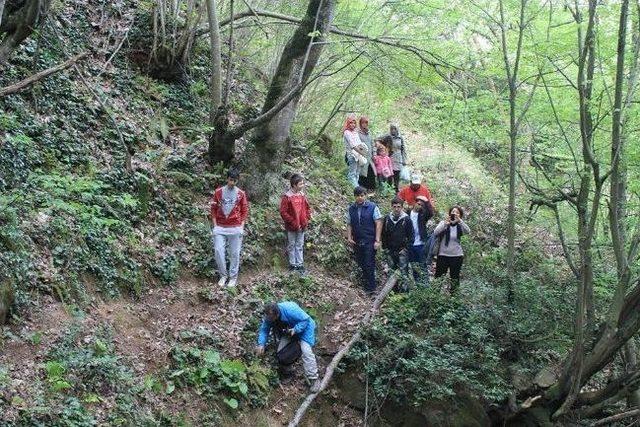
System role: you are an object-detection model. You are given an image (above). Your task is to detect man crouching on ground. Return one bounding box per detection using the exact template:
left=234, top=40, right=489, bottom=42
left=255, top=301, right=321, bottom=392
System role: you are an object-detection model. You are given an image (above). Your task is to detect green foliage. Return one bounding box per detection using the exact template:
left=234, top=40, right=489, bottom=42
left=46, top=324, right=138, bottom=398
left=348, top=287, right=511, bottom=405
left=44, top=361, right=72, bottom=393
left=167, top=343, right=273, bottom=408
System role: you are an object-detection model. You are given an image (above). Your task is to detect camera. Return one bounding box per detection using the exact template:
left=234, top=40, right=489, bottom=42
left=450, top=214, right=455, bottom=221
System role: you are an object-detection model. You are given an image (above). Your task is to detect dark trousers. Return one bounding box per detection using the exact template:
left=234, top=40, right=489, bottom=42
left=435, top=255, right=464, bottom=292
left=392, top=170, right=401, bottom=193
left=386, top=248, right=410, bottom=292
left=358, top=165, right=377, bottom=190
left=355, top=242, right=376, bottom=293
left=408, top=244, right=429, bottom=287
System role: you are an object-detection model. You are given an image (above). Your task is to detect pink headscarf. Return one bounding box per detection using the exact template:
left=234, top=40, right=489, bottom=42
left=342, top=113, right=357, bottom=132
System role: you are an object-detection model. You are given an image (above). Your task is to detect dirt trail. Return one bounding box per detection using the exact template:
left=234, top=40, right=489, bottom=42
left=0, top=261, right=371, bottom=424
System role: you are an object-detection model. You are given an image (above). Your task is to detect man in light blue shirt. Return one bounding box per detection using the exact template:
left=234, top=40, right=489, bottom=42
left=345, top=186, right=383, bottom=295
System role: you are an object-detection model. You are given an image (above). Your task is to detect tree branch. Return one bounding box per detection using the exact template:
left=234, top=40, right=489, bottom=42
left=591, top=409, right=640, bottom=426
left=226, top=52, right=361, bottom=139
left=0, top=52, right=87, bottom=97
left=200, top=7, right=456, bottom=72
left=287, top=273, right=399, bottom=427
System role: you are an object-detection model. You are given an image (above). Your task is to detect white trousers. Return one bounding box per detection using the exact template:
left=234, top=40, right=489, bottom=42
left=212, top=232, right=243, bottom=278
left=278, top=336, right=318, bottom=380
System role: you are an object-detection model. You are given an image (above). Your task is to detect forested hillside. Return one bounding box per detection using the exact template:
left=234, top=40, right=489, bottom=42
left=1, top=0, right=640, bottom=426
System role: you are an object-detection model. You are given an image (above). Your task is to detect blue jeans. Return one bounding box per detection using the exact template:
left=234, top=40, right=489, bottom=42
left=355, top=242, right=376, bottom=293
left=346, top=154, right=359, bottom=188
left=408, top=244, right=429, bottom=287
left=287, top=231, right=305, bottom=267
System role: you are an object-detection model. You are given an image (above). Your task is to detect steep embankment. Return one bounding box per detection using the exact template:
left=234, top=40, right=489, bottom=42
left=0, top=2, right=372, bottom=424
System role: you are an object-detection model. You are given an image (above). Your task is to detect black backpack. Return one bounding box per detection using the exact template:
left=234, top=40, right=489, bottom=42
left=277, top=339, right=302, bottom=365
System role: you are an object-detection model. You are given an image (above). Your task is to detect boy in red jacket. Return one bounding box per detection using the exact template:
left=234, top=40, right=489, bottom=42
left=279, top=173, right=312, bottom=275
left=211, top=169, right=249, bottom=287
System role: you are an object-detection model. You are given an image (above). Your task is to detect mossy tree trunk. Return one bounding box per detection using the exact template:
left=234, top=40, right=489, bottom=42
left=0, top=277, right=14, bottom=325
left=244, top=0, right=336, bottom=199
left=0, top=0, right=52, bottom=64
left=208, top=0, right=337, bottom=196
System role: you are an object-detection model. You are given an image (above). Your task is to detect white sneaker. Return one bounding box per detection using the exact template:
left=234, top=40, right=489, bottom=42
left=227, top=277, right=238, bottom=287
left=217, top=276, right=228, bottom=287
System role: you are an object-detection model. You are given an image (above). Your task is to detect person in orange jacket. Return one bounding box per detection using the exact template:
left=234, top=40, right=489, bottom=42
left=279, top=173, right=312, bottom=275
left=398, top=172, right=435, bottom=209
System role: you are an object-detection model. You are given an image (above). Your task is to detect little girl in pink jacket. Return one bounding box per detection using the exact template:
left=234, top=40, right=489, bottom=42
left=373, top=146, right=394, bottom=188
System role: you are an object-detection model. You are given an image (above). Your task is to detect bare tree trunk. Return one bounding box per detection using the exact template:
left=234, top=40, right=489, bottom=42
left=623, top=341, right=640, bottom=408
left=498, top=0, right=528, bottom=295
left=607, top=0, right=631, bottom=325
left=205, top=0, right=222, bottom=120
left=0, top=0, right=6, bottom=28
left=551, top=1, right=598, bottom=418
left=0, top=277, right=14, bottom=325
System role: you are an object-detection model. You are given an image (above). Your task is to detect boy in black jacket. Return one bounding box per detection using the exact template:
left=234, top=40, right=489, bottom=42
left=382, top=197, right=414, bottom=291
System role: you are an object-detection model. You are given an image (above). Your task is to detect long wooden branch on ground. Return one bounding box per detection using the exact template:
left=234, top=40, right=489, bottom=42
left=0, top=52, right=87, bottom=97
left=591, top=408, right=640, bottom=426
left=287, top=273, right=399, bottom=427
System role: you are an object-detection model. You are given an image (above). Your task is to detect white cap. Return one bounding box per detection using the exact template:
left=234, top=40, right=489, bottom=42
left=410, top=173, right=422, bottom=184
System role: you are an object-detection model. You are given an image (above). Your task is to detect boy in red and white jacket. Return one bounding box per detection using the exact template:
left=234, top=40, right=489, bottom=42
left=211, top=169, right=249, bottom=287
left=279, top=173, right=311, bottom=275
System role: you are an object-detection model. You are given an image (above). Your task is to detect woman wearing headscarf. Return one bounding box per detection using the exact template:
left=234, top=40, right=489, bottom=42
left=389, top=123, right=407, bottom=193
left=357, top=116, right=377, bottom=191
left=343, top=114, right=361, bottom=188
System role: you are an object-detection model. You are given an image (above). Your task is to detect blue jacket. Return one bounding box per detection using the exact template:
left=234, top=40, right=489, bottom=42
left=349, top=201, right=377, bottom=244
left=257, top=301, right=316, bottom=346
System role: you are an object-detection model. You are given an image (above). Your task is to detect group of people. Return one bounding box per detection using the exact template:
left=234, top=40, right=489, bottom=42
left=208, top=116, right=470, bottom=392
left=343, top=115, right=407, bottom=193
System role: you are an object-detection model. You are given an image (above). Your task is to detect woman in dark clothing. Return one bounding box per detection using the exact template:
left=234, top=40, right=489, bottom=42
left=357, top=116, right=377, bottom=191
left=388, top=124, right=407, bottom=193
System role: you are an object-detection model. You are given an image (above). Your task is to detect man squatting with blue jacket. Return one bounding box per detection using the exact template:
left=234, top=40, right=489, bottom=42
left=256, top=301, right=321, bottom=392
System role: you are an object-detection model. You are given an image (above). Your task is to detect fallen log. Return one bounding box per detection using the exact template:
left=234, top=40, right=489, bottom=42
left=287, top=273, right=398, bottom=427
left=0, top=52, right=88, bottom=97
left=591, top=409, right=640, bottom=426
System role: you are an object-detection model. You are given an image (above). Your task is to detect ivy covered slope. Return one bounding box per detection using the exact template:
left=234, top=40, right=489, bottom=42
left=0, top=2, right=360, bottom=425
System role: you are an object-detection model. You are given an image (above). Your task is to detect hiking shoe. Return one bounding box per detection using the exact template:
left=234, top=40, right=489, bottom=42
left=309, top=378, right=321, bottom=393
left=217, top=276, right=228, bottom=287
left=288, top=265, right=296, bottom=272
left=296, top=266, right=307, bottom=277
left=227, top=277, right=238, bottom=287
